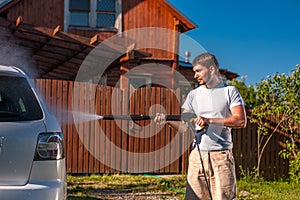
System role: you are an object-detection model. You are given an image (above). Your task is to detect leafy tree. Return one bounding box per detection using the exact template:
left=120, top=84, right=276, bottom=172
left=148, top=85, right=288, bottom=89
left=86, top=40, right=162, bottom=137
left=250, top=65, right=300, bottom=181
left=227, top=76, right=258, bottom=109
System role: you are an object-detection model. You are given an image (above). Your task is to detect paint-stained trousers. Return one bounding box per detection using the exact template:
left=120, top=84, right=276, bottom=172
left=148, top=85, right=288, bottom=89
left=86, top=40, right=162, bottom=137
left=185, top=149, right=237, bottom=200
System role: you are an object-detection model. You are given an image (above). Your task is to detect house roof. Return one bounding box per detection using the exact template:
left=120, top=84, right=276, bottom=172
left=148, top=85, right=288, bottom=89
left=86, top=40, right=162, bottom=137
left=160, top=0, right=197, bottom=32
left=0, top=16, right=154, bottom=80
left=0, top=16, right=110, bottom=79
left=0, top=0, right=197, bottom=32
left=178, top=60, right=239, bottom=81
left=0, top=0, right=19, bottom=12
left=0, top=0, right=12, bottom=8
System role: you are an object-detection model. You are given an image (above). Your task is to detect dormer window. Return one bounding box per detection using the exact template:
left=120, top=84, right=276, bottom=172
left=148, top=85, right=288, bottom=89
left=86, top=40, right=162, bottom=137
left=65, top=0, right=121, bottom=31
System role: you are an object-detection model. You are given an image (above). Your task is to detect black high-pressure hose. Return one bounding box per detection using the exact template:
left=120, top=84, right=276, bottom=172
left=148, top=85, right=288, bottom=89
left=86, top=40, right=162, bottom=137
left=101, top=112, right=199, bottom=121
left=102, top=112, right=213, bottom=199
left=101, top=114, right=181, bottom=121
left=183, top=114, right=213, bottom=200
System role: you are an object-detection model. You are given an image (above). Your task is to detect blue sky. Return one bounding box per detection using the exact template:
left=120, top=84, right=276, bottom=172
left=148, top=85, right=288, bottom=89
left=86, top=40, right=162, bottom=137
left=169, top=0, right=300, bottom=85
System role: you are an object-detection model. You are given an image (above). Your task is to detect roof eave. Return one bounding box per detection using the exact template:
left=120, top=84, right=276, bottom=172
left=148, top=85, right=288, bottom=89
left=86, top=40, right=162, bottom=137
left=0, top=0, right=21, bottom=13
left=160, top=0, right=198, bottom=32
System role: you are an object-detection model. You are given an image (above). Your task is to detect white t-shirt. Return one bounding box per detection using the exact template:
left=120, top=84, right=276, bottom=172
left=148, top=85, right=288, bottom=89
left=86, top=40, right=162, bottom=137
left=182, top=83, right=245, bottom=151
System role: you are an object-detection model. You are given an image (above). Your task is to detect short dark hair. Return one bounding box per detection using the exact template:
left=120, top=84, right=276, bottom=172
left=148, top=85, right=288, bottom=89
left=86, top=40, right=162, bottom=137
left=192, top=52, right=219, bottom=69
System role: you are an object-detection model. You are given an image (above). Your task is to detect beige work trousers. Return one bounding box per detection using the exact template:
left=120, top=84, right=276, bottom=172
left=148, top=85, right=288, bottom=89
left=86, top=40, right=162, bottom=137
left=185, top=149, right=237, bottom=200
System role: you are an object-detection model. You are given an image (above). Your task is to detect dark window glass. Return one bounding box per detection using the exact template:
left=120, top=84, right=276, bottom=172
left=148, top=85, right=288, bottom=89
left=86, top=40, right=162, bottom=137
left=96, top=0, right=115, bottom=11
left=96, top=13, right=115, bottom=27
left=69, top=12, right=89, bottom=26
left=0, top=76, right=43, bottom=121
left=70, top=0, right=90, bottom=11
left=69, top=0, right=117, bottom=28
left=69, top=0, right=90, bottom=27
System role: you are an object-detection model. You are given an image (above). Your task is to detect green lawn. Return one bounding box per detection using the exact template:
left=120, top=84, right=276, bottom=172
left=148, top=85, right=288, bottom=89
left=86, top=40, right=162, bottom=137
left=67, top=174, right=300, bottom=200
left=237, top=179, right=300, bottom=200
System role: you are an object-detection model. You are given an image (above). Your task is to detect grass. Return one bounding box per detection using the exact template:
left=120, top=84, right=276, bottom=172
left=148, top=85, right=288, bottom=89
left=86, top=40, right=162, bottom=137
left=67, top=174, right=186, bottom=199
left=67, top=174, right=300, bottom=200
left=237, top=179, right=300, bottom=200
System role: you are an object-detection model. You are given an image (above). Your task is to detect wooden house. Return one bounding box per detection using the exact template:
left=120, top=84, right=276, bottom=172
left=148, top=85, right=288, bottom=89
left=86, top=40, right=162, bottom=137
left=0, top=0, right=237, bottom=89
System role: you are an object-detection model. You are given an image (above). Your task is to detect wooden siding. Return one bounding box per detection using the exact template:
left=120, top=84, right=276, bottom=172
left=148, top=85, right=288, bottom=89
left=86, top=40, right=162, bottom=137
left=4, top=0, right=117, bottom=40
left=112, top=60, right=177, bottom=88
left=5, top=0, right=64, bottom=28
left=68, top=29, right=116, bottom=40
left=123, top=0, right=175, bottom=30
left=35, top=79, right=289, bottom=179
left=4, top=0, right=181, bottom=59
left=123, top=0, right=179, bottom=59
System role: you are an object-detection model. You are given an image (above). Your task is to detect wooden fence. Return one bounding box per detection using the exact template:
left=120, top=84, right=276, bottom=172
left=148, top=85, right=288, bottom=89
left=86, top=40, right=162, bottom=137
left=35, top=79, right=289, bottom=179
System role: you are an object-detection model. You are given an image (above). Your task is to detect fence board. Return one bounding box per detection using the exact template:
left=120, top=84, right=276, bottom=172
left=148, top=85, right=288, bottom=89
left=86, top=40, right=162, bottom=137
left=62, top=81, right=69, bottom=170
left=134, top=88, right=141, bottom=172
left=159, top=87, right=165, bottom=173
left=71, top=81, right=79, bottom=173
left=114, top=87, right=122, bottom=173
left=121, top=88, right=129, bottom=172
left=143, top=87, right=151, bottom=172
left=149, top=88, right=157, bottom=172
left=250, top=123, right=257, bottom=170
left=78, top=82, right=85, bottom=173
left=99, top=85, right=106, bottom=173
left=67, top=81, right=75, bottom=173
left=35, top=79, right=289, bottom=179
left=174, top=88, right=182, bottom=173
left=156, top=87, right=162, bottom=173
left=87, top=83, right=96, bottom=174
left=164, top=89, right=171, bottom=173
left=109, top=86, right=117, bottom=173
left=105, top=86, right=112, bottom=173
left=83, top=83, right=90, bottom=174
left=94, top=85, right=101, bottom=173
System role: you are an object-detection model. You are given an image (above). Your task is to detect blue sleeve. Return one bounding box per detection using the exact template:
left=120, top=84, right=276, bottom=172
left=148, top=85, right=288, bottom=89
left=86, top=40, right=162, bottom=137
left=229, top=86, right=245, bottom=109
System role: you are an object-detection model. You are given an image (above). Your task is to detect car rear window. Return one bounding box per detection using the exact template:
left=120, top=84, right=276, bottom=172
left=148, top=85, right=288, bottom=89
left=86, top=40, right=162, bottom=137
left=0, top=76, right=43, bottom=121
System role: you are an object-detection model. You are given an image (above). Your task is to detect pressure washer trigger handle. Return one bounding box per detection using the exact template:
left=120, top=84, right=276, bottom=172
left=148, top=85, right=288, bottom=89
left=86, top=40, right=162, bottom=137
left=181, top=112, right=197, bottom=123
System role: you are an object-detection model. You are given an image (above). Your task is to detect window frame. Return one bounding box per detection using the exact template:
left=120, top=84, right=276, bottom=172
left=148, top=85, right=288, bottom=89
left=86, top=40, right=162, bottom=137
left=127, top=73, right=152, bottom=88
left=64, top=0, right=122, bottom=32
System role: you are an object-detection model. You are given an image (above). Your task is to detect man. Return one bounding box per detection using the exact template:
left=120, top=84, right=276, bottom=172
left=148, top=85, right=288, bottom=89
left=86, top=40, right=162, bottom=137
left=155, top=52, right=247, bottom=199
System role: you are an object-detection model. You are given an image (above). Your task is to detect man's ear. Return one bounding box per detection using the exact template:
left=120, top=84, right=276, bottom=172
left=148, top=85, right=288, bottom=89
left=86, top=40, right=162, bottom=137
left=209, top=65, right=215, bottom=73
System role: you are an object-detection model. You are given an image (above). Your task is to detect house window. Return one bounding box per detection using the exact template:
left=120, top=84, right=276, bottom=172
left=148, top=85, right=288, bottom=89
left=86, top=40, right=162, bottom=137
left=69, top=0, right=90, bottom=27
left=66, top=0, right=121, bottom=30
left=96, top=0, right=116, bottom=27
left=127, top=74, right=152, bottom=88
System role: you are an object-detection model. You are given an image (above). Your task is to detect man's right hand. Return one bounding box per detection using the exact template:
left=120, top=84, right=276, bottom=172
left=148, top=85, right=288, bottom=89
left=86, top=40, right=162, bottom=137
left=154, top=113, right=166, bottom=124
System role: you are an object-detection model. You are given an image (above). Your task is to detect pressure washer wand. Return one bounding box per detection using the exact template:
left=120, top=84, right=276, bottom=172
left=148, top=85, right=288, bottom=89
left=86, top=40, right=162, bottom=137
left=101, top=114, right=182, bottom=121
left=101, top=112, right=199, bottom=122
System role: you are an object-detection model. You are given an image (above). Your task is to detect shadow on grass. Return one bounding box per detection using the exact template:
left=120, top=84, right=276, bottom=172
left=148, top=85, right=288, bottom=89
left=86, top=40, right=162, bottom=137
left=67, top=182, right=155, bottom=199
left=67, top=183, right=177, bottom=199
left=67, top=175, right=187, bottom=199
left=68, top=197, right=99, bottom=200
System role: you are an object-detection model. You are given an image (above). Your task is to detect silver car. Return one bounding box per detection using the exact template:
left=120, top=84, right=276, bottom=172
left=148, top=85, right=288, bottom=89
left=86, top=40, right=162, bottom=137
left=0, top=65, right=66, bottom=200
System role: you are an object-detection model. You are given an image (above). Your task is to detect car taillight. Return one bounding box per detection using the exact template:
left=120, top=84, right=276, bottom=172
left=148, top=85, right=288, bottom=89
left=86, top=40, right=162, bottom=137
left=34, top=133, right=64, bottom=160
